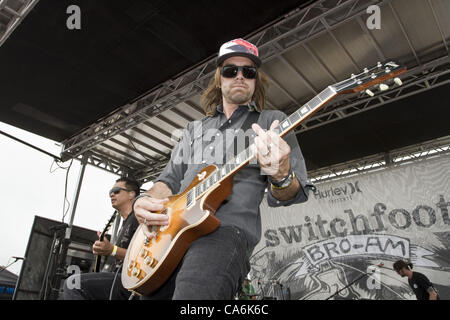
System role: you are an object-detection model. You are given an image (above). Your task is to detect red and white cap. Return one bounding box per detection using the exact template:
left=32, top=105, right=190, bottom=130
left=217, top=38, right=262, bottom=67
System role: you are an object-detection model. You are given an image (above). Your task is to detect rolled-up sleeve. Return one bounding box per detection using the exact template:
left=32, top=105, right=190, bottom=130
left=154, top=124, right=191, bottom=195
left=265, top=112, right=315, bottom=207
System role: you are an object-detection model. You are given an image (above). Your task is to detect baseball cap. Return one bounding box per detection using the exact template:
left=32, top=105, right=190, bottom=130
left=217, top=38, right=262, bottom=67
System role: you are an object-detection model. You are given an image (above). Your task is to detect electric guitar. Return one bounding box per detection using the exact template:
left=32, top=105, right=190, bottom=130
left=93, top=210, right=118, bottom=272
left=121, top=61, right=406, bottom=294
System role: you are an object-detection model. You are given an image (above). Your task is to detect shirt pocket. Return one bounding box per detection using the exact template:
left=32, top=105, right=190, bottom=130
left=189, top=132, right=204, bottom=161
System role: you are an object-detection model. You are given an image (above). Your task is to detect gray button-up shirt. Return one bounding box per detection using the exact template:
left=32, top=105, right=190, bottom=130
left=156, top=104, right=313, bottom=252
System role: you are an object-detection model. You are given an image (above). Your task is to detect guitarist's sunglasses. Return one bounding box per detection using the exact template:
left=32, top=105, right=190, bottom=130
left=221, top=65, right=258, bottom=79
left=109, top=187, right=131, bottom=195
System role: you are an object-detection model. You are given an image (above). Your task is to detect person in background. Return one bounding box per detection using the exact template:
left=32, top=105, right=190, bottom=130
left=238, top=276, right=256, bottom=300
left=63, top=177, right=140, bottom=300
left=393, top=260, right=439, bottom=300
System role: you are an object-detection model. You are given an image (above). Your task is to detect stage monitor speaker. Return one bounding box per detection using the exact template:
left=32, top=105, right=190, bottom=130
left=13, top=216, right=97, bottom=300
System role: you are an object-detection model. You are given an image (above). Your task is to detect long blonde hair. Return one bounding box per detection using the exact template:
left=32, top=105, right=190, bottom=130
left=200, top=67, right=270, bottom=116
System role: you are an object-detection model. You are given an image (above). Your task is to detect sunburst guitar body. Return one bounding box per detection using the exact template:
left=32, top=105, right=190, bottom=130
left=121, top=165, right=232, bottom=294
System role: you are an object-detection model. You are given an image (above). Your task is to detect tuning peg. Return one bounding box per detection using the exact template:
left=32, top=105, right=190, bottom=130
left=351, top=73, right=356, bottom=79
left=364, top=68, right=369, bottom=73
left=371, top=73, right=377, bottom=79
left=365, top=89, right=375, bottom=97
left=379, top=83, right=389, bottom=91
left=385, top=67, right=391, bottom=73
left=394, top=77, right=403, bottom=86
left=377, top=62, right=382, bottom=68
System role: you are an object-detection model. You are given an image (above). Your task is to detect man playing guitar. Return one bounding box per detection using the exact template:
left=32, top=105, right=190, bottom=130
left=132, top=39, right=313, bottom=300
left=63, top=177, right=140, bottom=299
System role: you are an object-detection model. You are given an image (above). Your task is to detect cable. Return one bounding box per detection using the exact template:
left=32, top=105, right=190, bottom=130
left=61, top=159, right=73, bottom=222
left=128, top=291, right=137, bottom=300
left=49, top=158, right=72, bottom=173
left=109, top=264, right=122, bottom=300
left=48, top=158, right=74, bottom=222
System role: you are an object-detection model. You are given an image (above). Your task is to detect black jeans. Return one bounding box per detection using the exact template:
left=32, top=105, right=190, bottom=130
left=62, top=269, right=130, bottom=300
left=142, top=225, right=250, bottom=300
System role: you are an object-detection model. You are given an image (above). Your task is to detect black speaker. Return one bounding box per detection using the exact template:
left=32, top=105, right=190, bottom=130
left=13, top=216, right=97, bottom=300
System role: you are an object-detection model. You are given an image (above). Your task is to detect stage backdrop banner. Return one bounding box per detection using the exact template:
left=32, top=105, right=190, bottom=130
left=251, top=154, right=450, bottom=300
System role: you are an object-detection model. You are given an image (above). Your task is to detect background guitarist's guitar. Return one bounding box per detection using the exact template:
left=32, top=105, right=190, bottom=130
left=122, top=61, right=406, bottom=295
left=93, top=210, right=118, bottom=272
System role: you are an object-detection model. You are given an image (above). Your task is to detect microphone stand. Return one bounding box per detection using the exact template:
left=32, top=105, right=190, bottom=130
left=325, top=269, right=376, bottom=300
left=0, top=258, right=23, bottom=274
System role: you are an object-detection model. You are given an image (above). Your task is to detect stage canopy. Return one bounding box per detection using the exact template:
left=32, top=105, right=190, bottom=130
left=1, top=0, right=449, bottom=182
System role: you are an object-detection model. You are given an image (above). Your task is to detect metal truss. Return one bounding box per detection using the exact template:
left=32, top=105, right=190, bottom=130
left=293, top=55, right=450, bottom=134
left=61, top=0, right=387, bottom=161
left=74, top=150, right=168, bottom=180
left=0, top=0, right=39, bottom=47
left=308, top=135, right=450, bottom=183
left=134, top=162, right=170, bottom=184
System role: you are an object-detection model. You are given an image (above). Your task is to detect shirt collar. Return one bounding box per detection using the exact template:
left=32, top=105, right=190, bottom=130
left=213, top=101, right=261, bottom=117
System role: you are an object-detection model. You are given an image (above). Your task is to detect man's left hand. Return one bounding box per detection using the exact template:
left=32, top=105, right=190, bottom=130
left=251, top=120, right=291, bottom=180
left=92, top=231, right=114, bottom=256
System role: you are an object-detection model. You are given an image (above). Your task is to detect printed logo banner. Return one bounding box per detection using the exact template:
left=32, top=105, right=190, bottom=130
left=251, top=155, right=450, bottom=300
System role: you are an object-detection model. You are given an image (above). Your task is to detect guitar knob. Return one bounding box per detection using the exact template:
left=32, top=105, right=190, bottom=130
left=145, top=256, right=154, bottom=266
left=394, top=77, right=403, bottom=86
left=365, top=89, right=375, bottom=97
left=132, top=267, right=141, bottom=277
left=140, top=248, right=148, bottom=258
left=379, top=83, right=389, bottom=91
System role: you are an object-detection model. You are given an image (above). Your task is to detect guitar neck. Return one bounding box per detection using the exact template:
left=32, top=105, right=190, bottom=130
left=188, top=86, right=337, bottom=204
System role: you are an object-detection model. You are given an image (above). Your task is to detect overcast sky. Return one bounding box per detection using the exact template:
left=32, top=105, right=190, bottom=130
left=0, top=121, right=151, bottom=275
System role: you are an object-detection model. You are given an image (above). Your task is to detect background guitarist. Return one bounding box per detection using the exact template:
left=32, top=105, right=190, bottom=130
left=133, top=39, right=314, bottom=300
left=63, top=177, right=140, bottom=300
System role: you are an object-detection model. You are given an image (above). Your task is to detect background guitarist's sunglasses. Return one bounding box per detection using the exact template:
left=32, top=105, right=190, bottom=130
left=109, top=187, right=131, bottom=195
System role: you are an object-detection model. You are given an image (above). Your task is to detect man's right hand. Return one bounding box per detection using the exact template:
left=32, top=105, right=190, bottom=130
left=134, top=196, right=170, bottom=239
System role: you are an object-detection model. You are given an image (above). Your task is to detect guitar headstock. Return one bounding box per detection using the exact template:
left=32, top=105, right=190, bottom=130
left=332, top=61, right=406, bottom=96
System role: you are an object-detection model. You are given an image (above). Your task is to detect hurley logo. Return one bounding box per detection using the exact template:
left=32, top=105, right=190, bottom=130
left=313, top=181, right=362, bottom=200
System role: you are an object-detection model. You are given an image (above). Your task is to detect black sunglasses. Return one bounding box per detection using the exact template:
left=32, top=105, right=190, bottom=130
left=109, top=187, right=131, bottom=195
left=221, top=65, right=258, bottom=79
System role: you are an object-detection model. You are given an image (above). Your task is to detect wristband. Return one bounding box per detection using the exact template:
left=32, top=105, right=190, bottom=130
left=111, top=245, right=118, bottom=257
left=132, top=193, right=152, bottom=212
left=270, top=170, right=295, bottom=190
